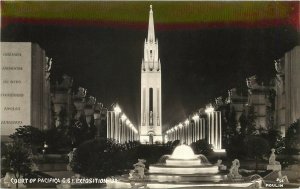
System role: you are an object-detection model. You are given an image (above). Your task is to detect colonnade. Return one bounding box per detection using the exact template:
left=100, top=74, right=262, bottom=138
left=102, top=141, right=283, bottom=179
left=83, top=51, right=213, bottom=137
left=165, top=106, right=224, bottom=151
left=107, top=105, right=139, bottom=143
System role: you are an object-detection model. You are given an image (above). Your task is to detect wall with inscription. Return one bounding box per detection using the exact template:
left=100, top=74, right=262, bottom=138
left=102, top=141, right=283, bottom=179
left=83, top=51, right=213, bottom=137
left=1, top=42, right=32, bottom=135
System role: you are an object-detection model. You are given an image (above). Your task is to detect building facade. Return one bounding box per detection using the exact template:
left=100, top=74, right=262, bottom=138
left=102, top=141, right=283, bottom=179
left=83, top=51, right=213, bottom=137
left=140, top=5, right=163, bottom=144
left=1, top=42, right=51, bottom=139
left=274, top=46, right=300, bottom=136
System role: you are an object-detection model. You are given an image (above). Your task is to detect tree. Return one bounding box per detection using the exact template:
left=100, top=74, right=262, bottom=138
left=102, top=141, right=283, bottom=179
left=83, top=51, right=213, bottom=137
left=239, top=106, right=257, bottom=135
left=191, top=139, right=213, bottom=155
left=261, top=129, right=284, bottom=153
left=244, top=136, right=270, bottom=171
left=285, top=119, right=300, bottom=154
left=223, top=106, right=238, bottom=148
left=2, top=139, right=33, bottom=188
left=226, top=134, right=246, bottom=159
left=9, top=126, right=44, bottom=146
left=71, top=138, right=125, bottom=178
left=67, top=116, right=96, bottom=147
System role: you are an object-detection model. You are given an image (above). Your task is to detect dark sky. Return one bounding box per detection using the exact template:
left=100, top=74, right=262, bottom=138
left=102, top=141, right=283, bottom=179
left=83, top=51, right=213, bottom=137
left=1, top=2, right=299, bottom=130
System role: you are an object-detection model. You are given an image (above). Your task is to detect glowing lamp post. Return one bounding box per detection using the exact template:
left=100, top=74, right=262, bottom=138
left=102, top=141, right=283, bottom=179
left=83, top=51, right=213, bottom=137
left=205, top=104, right=224, bottom=152
left=178, top=123, right=183, bottom=142
left=120, top=114, right=127, bottom=143
left=184, top=119, right=189, bottom=144
left=114, top=105, right=121, bottom=142
left=125, top=120, right=130, bottom=142
left=205, top=104, right=214, bottom=149
left=130, top=123, right=135, bottom=141
left=42, top=141, right=48, bottom=159
left=192, top=114, right=200, bottom=142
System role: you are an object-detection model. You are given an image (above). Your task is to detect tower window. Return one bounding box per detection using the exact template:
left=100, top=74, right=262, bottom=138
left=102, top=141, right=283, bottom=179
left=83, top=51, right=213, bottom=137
left=149, top=88, right=153, bottom=126
left=149, top=88, right=153, bottom=111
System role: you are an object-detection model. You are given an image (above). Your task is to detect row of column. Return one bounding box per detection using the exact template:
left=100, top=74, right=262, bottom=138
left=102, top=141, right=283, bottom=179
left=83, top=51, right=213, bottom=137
left=165, top=110, right=223, bottom=151
left=107, top=106, right=139, bottom=143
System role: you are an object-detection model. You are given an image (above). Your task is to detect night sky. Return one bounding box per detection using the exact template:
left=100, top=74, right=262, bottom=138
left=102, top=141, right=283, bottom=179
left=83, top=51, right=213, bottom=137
left=1, top=1, right=299, bottom=130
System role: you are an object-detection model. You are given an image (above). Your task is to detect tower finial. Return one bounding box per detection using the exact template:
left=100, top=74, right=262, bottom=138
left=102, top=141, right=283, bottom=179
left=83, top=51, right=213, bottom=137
left=147, top=4, right=155, bottom=42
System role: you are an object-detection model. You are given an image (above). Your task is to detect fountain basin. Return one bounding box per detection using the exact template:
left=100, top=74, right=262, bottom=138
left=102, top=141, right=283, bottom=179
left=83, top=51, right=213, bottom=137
left=148, top=173, right=227, bottom=182
left=166, top=158, right=201, bottom=166
left=107, top=176, right=254, bottom=189
left=149, top=164, right=219, bottom=175
left=106, top=145, right=255, bottom=188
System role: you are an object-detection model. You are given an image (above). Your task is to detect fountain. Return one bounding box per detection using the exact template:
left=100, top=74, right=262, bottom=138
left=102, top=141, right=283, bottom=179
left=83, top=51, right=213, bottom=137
left=107, top=145, right=255, bottom=188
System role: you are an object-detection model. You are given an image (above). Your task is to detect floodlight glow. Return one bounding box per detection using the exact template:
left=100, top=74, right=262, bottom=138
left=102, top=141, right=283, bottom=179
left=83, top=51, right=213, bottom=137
left=192, top=114, right=199, bottom=120
left=121, top=114, right=127, bottom=121
left=205, top=106, right=214, bottom=113
left=174, top=126, right=178, bottom=130
left=170, top=145, right=196, bottom=160
left=114, top=105, right=121, bottom=113
left=178, top=123, right=183, bottom=128
left=184, top=119, right=189, bottom=125
left=126, top=120, right=130, bottom=125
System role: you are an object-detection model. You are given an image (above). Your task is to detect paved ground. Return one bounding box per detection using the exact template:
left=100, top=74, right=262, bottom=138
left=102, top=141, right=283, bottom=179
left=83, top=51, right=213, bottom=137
left=45, top=171, right=74, bottom=179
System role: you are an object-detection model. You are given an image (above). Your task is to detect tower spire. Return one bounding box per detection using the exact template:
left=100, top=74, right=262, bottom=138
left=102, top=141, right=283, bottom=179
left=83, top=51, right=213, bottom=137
left=147, top=5, right=155, bottom=42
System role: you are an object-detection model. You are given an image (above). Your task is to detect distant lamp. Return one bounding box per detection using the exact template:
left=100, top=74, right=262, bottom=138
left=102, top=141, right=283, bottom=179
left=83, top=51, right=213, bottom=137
left=192, top=114, right=199, bottom=120
left=184, top=119, right=189, bottom=125
left=178, top=123, right=183, bottom=128
left=43, top=141, right=48, bottom=149
left=121, top=114, right=127, bottom=121
left=205, top=105, right=214, bottom=114
left=114, top=105, right=121, bottom=113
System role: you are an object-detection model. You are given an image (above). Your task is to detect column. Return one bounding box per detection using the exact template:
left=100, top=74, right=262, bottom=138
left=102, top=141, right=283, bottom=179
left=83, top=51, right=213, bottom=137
left=111, top=112, right=115, bottom=139
left=208, top=113, right=211, bottom=145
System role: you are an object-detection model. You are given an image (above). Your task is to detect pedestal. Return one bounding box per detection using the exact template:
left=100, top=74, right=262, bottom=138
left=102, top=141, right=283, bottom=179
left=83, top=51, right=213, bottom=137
left=267, top=164, right=282, bottom=171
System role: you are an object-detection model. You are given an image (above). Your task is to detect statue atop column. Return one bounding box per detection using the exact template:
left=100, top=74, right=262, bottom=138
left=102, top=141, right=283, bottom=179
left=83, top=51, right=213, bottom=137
left=45, top=56, right=52, bottom=80
left=84, top=96, right=96, bottom=126
left=274, top=59, right=284, bottom=75
left=246, top=75, right=259, bottom=90
left=215, top=96, right=224, bottom=107
left=274, top=59, right=285, bottom=86
left=73, top=87, right=87, bottom=120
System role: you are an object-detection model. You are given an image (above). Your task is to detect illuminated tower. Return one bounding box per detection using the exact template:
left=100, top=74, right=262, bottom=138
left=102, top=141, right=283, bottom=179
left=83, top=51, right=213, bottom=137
left=140, top=5, right=162, bottom=144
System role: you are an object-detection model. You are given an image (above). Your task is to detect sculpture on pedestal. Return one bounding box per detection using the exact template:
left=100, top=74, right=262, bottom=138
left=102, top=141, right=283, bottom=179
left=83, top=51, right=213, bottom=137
left=227, top=159, right=242, bottom=179
left=67, top=148, right=77, bottom=171
left=215, top=159, right=227, bottom=170
left=267, top=148, right=282, bottom=171
left=269, top=149, right=280, bottom=165
left=128, top=159, right=149, bottom=189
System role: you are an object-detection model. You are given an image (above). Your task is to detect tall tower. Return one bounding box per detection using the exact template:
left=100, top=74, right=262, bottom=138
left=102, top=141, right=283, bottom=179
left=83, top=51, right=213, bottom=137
left=140, top=5, right=162, bottom=144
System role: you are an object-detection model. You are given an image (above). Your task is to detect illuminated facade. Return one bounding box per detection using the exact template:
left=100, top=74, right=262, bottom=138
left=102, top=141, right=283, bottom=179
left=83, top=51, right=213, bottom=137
left=274, top=46, right=300, bottom=136
left=107, top=105, right=139, bottom=143
left=140, top=5, right=162, bottom=144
